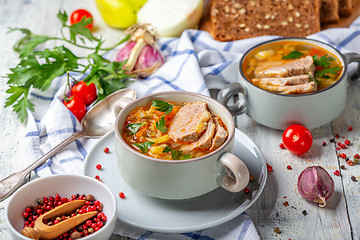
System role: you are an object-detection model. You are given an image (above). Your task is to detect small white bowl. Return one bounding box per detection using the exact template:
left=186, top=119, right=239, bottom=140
left=6, top=174, right=117, bottom=240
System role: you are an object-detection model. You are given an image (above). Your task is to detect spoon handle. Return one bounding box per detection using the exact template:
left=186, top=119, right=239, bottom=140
left=0, top=131, right=86, bottom=202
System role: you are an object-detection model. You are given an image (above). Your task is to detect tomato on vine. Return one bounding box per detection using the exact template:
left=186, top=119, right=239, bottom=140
left=70, top=9, right=94, bottom=29
left=63, top=95, right=87, bottom=122
left=71, top=81, right=97, bottom=105
left=282, top=125, right=313, bottom=155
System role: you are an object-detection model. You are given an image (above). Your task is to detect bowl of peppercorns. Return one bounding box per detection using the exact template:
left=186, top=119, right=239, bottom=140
left=5, top=174, right=117, bottom=240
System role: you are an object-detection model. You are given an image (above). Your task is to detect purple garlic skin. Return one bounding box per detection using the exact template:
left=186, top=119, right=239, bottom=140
left=135, top=45, right=164, bottom=70
left=115, top=41, right=136, bottom=62
left=297, top=166, right=334, bottom=207
left=114, top=42, right=164, bottom=78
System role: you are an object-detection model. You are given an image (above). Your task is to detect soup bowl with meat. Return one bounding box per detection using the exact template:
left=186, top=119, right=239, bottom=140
left=218, top=38, right=360, bottom=130
left=114, top=91, right=250, bottom=199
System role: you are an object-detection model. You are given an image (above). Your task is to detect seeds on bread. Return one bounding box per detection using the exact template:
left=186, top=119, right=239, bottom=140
left=210, top=0, right=321, bottom=41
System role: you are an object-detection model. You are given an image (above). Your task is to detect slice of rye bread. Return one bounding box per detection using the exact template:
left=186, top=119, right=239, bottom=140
left=210, top=0, right=321, bottom=41
left=339, top=0, right=352, bottom=17
left=320, top=0, right=340, bottom=24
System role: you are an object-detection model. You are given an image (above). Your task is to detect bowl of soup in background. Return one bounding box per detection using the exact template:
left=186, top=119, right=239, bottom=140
left=217, top=37, right=360, bottom=130
left=114, top=91, right=250, bottom=199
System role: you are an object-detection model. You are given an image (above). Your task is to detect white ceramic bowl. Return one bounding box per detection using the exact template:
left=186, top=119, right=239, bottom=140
left=6, top=174, right=117, bottom=240
left=115, top=91, right=250, bottom=200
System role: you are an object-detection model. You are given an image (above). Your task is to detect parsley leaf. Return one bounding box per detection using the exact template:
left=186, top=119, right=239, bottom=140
left=282, top=51, right=304, bottom=59
left=180, top=154, right=192, bottom=160
left=4, top=10, right=132, bottom=122
left=312, top=55, right=334, bottom=69
left=162, top=145, right=192, bottom=160
left=156, top=117, right=167, bottom=134
left=126, top=123, right=145, bottom=135
left=152, top=100, right=173, bottom=114
left=133, top=142, right=154, bottom=153
left=152, top=100, right=174, bottom=133
left=308, top=73, right=320, bottom=85
left=315, top=67, right=342, bottom=78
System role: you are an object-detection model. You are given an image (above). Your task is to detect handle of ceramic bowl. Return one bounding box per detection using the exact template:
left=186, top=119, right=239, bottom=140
left=217, top=82, right=247, bottom=116
left=216, top=152, right=250, bottom=192
left=344, top=52, right=360, bottom=85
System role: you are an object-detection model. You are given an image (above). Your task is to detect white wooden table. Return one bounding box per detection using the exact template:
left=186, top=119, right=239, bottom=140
left=0, top=1, right=359, bottom=240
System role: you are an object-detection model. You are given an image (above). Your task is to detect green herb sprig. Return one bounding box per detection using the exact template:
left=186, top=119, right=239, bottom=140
left=133, top=142, right=154, bottom=153
left=163, top=146, right=192, bottom=160
left=4, top=10, right=132, bottom=123
left=282, top=51, right=304, bottom=59
left=310, top=55, right=342, bottom=85
left=152, top=100, right=173, bottom=134
left=125, top=123, right=145, bottom=135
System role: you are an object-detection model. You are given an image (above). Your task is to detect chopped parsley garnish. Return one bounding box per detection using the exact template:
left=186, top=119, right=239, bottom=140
left=163, top=145, right=192, bottom=160
left=133, top=142, right=154, bottom=153
left=152, top=100, right=174, bottom=134
left=152, top=100, right=173, bottom=114
left=309, top=54, right=342, bottom=85
left=156, top=117, right=167, bottom=134
left=125, top=123, right=145, bottom=135
left=312, top=54, right=334, bottom=69
left=282, top=51, right=304, bottom=59
left=314, top=66, right=342, bottom=78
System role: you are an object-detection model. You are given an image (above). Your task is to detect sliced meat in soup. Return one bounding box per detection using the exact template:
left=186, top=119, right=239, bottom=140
left=258, top=81, right=317, bottom=94
left=254, top=55, right=315, bottom=78
left=252, top=74, right=312, bottom=86
left=168, top=102, right=211, bottom=143
left=209, top=115, right=229, bottom=151
left=179, top=116, right=216, bottom=154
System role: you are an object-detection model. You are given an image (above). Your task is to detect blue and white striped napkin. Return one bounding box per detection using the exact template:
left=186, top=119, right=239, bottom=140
left=24, top=17, right=360, bottom=240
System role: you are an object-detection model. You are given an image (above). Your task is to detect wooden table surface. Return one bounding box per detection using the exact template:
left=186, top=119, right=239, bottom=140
left=1, top=1, right=359, bottom=240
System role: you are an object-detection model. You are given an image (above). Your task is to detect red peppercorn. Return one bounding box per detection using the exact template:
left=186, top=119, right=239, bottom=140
left=103, top=147, right=110, bottom=153
left=97, top=221, right=104, bottom=228
left=354, top=154, right=360, bottom=158
left=345, top=140, right=351, bottom=146
left=244, top=187, right=250, bottom=194
left=340, top=144, right=346, bottom=149
left=95, top=175, right=100, bottom=180
left=322, top=142, right=327, bottom=146
left=287, top=165, right=292, bottom=170
left=279, top=143, right=285, bottom=149
left=96, top=164, right=102, bottom=170
left=336, top=147, right=340, bottom=150
left=22, top=212, right=29, bottom=218
left=340, top=153, right=347, bottom=159
left=267, top=164, right=273, bottom=172
left=119, top=192, right=126, bottom=199
left=348, top=126, right=353, bottom=131
left=334, top=170, right=340, bottom=176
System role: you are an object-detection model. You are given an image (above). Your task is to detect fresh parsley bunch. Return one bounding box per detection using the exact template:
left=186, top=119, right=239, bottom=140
left=4, top=11, right=132, bottom=123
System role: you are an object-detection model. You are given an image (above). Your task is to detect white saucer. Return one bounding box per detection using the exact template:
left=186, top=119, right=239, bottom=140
left=84, top=129, right=267, bottom=233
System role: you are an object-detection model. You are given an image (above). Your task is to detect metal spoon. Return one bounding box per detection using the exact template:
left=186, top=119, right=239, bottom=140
left=0, top=88, right=136, bottom=202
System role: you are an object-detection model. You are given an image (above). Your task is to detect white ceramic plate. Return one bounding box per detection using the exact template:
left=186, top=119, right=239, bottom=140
left=84, top=129, right=267, bottom=233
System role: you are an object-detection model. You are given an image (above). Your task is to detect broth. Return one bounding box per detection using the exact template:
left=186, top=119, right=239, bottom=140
left=242, top=41, right=343, bottom=94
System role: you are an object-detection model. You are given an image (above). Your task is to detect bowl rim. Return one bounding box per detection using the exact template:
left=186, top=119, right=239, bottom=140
left=5, top=174, right=117, bottom=240
left=239, top=37, right=348, bottom=97
left=114, top=91, right=236, bottom=163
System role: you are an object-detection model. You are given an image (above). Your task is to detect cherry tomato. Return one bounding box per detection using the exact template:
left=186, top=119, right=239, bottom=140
left=63, top=95, right=87, bottom=122
left=282, top=125, right=313, bottom=155
left=70, top=9, right=93, bottom=29
left=71, top=81, right=97, bottom=105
